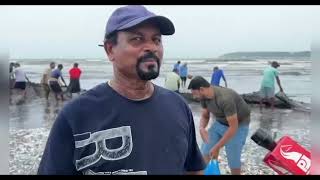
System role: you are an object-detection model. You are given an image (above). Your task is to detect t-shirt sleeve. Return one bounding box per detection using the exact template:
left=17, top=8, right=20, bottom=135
left=220, top=96, right=237, bottom=118
left=184, top=107, right=206, bottom=171
left=37, top=111, right=80, bottom=175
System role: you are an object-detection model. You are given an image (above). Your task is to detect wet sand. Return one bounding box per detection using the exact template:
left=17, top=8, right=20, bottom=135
left=9, top=87, right=310, bottom=175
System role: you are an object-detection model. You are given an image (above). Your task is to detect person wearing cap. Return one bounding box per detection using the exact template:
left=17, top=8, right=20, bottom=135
left=259, top=61, right=284, bottom=110
left=188, top=76, right=251, bottom=175
left=38, top=5, right=205, bottom=175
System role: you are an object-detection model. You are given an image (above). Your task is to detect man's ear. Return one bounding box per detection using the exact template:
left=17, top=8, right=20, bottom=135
left=104, top=42, right=115, bottom=62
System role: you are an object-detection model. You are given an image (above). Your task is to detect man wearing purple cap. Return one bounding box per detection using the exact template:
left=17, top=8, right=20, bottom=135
left=38, top=5, right=205, bottom=175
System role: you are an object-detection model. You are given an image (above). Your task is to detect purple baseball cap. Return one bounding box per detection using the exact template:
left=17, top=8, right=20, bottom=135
left=104, top=5, right=175, bottom=39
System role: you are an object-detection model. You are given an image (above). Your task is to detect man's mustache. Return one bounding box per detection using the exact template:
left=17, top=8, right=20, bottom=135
left=138, top=52, right=160, bottom=63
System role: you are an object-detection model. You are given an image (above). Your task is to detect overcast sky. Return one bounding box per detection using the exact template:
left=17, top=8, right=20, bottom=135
left=1, top=5, right=320, bottom=59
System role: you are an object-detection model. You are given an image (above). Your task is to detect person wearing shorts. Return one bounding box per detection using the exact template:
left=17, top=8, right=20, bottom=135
left=13, top=63, right=30, bottom=97
left=188, top=76, right=251, bottom=175
left=49, top=64, right=67, bottom=101
left=259, top=61, right=284, bottom=110
left=201, top=120, right=249, bottom=172
left=41, top=62, right=56, bottom=100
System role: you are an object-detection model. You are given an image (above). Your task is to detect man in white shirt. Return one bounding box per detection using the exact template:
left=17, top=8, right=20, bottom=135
left=13, top=63, right=30, bottom=97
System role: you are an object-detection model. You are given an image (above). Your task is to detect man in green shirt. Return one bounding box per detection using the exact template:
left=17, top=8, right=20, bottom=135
left=259, top=61, right=284, bottom=110
left=188, top=76, right=251, bottom=175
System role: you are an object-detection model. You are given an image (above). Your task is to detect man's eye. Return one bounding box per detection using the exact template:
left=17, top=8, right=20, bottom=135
left=132, top=37, right=142, bottom=41
left=154, top=38, right=161, bottom=43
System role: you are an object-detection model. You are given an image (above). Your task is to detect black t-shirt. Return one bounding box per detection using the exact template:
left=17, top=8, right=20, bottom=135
left=38, top=83, right=205, bottom=175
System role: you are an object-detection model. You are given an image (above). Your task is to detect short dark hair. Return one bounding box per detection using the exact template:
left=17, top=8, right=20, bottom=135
left=177, top=61, right=181, bottom=64
left=74, top=63, right=78, bottom=67
left=188, top=76, right=210, bottom=90
left=104, top=31, right=118, bottom=45
left=271, top=61, right=280, bottom=68
left=58, top=64, right=63, bottom=69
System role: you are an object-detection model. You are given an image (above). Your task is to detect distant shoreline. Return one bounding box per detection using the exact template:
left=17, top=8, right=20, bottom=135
left=9, top=50, right=311, bottom=61
left=10, top=57, right=311, bottom=63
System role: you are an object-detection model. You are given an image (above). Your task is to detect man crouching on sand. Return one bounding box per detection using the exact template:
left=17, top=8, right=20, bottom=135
left=188, top=76, right=251, bottom=175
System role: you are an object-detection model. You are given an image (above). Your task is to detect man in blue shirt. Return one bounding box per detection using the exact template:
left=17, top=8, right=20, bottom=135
left=173, top=61, right=181, bottom=75
left=210, top=66, right=227, bottom=87
left=38, top=5, right=205, bottom=175
left=48, top=64, right=67, bottom=101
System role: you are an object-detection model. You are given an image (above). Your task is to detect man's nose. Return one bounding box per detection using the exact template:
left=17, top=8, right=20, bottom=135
left=142, top=41, right=158, bottom=53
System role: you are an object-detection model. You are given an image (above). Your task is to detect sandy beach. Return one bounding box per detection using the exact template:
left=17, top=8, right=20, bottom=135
left=9, top=58, right=311, bottom=175
left=9, top=93, right=311, bottom=175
